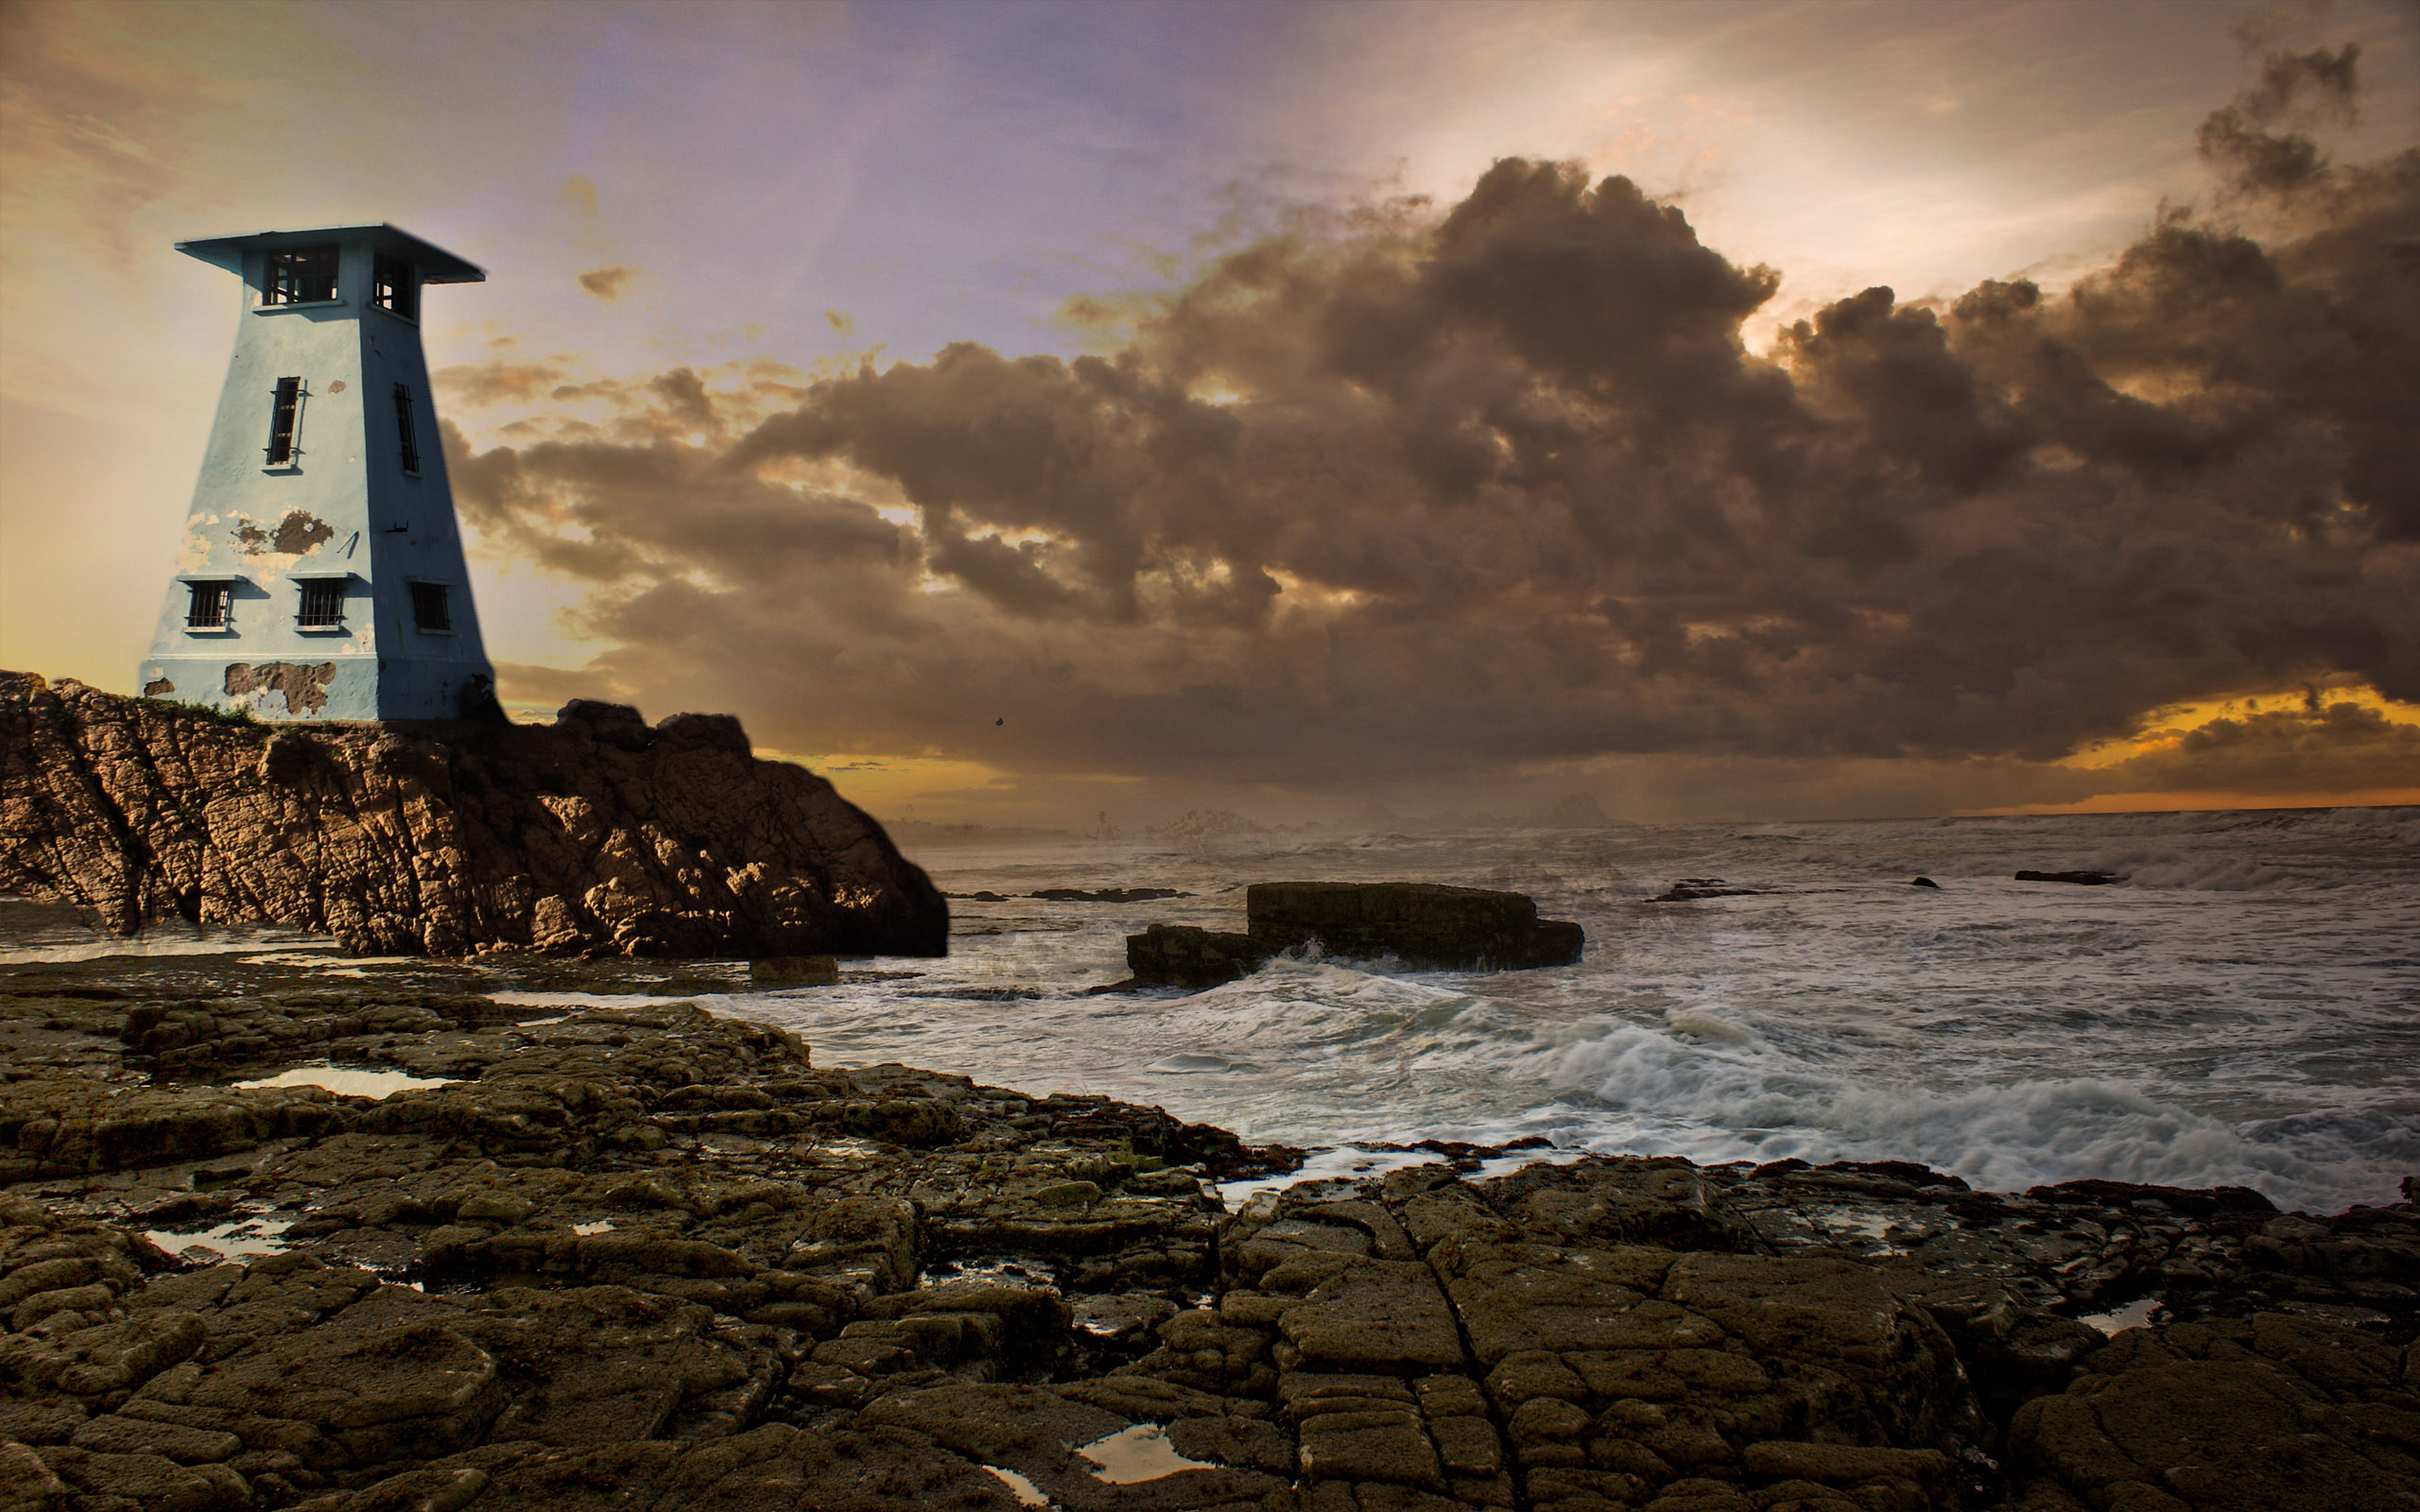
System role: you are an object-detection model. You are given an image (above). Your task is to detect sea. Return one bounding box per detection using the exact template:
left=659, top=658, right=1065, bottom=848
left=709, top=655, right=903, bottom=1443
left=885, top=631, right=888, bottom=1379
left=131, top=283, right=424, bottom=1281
left=725, top=805, right=2420, bottom=1215
left=7, top=806, right=2413, bottom=1215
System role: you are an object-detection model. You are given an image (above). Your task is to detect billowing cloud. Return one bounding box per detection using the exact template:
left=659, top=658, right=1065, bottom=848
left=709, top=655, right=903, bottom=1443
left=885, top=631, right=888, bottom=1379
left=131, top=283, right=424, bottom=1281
left=449, top=45, right=2420, bottom=813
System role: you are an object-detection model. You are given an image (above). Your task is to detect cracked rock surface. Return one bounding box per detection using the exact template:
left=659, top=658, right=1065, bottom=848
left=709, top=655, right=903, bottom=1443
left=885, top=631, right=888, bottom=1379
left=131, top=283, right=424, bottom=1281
left=1, top=950, right=2415, bottom=1511
left=1, top=672, right=947, bottom=958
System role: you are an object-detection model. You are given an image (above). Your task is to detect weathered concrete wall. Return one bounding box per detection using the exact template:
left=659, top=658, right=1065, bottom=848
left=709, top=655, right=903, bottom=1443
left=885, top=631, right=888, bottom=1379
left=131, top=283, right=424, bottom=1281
left=1, top=672, right=949, bottom=958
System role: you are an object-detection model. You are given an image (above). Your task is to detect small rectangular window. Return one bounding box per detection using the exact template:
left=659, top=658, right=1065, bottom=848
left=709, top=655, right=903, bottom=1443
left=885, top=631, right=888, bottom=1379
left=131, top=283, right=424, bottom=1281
left=266, top=376, right=303, bottom=465
left=372, top=253, right=417, bottom=318
left=410, top=582, right=452, bottom=632
left=394, top=384, right=422, bottom=474
left=186, top=582, right=230, bottom=628
left=297, top=580, right=344, bottom=627
left=264, top=246, right=339, bottom=304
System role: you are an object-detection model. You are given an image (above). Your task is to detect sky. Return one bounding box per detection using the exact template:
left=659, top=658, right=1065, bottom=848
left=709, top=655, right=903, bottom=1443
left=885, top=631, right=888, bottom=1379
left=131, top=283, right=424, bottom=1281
left=3, top=0, right=2416, bottom=828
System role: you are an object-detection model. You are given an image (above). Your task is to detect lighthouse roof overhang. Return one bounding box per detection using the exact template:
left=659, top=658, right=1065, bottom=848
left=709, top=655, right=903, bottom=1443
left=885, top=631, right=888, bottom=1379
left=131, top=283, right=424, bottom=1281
left=175, top=223, right=485, bottom=284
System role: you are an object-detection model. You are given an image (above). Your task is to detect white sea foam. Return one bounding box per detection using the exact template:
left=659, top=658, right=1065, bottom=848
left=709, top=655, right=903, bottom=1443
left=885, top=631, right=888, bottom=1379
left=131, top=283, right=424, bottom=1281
left=2084, top=844, right=2290, bottom=891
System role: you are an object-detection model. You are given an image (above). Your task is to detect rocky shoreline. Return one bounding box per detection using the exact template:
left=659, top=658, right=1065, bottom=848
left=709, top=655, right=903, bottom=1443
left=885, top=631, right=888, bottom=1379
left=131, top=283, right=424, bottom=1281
left=0, top=944, right=2412, bottom=1512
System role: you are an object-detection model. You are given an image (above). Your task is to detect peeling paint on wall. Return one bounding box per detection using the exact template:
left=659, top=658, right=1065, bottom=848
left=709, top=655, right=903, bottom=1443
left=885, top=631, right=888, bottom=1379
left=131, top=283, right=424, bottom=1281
left=223, top=662, right=337, bottom=714
left=232, top=510, right=337, bottom=557
left=144, top=678, right=176, bottom=697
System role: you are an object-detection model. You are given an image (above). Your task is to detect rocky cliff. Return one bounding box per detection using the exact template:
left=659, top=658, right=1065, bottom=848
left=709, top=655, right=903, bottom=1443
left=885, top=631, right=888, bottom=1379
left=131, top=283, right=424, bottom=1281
left=0, top=672, right=947, bottom=958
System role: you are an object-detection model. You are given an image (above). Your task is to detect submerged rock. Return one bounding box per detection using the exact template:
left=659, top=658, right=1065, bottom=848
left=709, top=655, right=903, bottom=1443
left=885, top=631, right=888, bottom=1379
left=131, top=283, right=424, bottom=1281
left=1649, top=877, right=1768, bottom=902
left=0, top=672, right=947, bottom=959
left=2014, top=869, right=2121, bottom=885
left=750, top=956, right=840, bottom=988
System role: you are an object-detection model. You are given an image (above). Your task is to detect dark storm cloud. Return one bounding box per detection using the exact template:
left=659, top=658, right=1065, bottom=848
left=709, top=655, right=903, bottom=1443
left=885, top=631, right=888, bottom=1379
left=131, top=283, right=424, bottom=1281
left=450, top=47, right=2419, bottom=796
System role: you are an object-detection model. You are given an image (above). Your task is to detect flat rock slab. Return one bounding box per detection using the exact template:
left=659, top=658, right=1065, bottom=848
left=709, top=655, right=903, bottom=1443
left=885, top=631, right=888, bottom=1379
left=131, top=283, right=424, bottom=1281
left=1248, top=882, right=1585, bottom=971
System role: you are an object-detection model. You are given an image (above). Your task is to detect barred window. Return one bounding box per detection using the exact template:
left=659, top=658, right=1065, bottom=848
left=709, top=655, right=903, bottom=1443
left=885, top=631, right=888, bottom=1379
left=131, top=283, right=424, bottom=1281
left=372, top=253, right=417, bottom=318
left=186, top=582, right=230, bottom=628
left=394, top=384, right=422, bottom=474
left=298, top=580, right=344, bottom=627
left=266, top=376, right=303, bottom=465
left=264, top=246, right=338, bottom=304
left=410, top=582, right=452, bottom=632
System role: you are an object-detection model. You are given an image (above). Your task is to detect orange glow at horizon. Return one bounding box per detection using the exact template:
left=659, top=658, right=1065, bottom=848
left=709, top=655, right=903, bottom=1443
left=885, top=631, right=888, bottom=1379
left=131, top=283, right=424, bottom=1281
left=2057, top=684, right=2420, bottom=771
left=1970, top=787, right=2420, bottom=817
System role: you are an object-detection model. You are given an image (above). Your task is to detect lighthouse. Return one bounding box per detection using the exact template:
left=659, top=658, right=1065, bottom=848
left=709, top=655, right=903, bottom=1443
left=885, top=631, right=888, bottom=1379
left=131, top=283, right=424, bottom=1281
left=139, top=225, right=496, bottom=722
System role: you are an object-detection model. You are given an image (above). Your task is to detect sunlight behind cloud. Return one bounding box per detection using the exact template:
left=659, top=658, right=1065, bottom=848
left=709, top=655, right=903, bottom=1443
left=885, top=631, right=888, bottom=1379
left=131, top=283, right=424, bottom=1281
left=5, top=0, right=2415, bottom=827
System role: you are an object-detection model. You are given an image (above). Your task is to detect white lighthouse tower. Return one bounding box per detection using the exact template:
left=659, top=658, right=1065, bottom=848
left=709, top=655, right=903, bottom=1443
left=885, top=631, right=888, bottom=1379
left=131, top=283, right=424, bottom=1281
left=139, top=225, right=496, bottom=722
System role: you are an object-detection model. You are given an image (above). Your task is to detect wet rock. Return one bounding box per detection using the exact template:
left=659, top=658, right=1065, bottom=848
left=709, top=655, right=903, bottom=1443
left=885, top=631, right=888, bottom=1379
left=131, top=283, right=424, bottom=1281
left=29, top=1446, right=249, bottom=1511
left=1648, top=878, right=1768, bottom=902
left=0, top=672, right=947, bottom=958
left=2013, top=870, right=2120, bottom=885
left=1248, top=882, right=1584, bottom=971
left=1121, top=923, right=1274, bottom=989
left=747, top=955, right=838, bottom=988
left=0, top=1439, right=69, bottom=1507
left=1119, top=884, right=1584, bottom=988
left=2009, top=1312, right=2420, bottom=1511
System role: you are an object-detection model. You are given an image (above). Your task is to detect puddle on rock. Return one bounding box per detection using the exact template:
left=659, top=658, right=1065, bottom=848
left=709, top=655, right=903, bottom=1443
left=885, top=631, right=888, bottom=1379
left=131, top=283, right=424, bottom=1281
left=147, top=1211, right=293, bottom=1262
left=984, top=1467, right=1049, bottom=1508
left=2081, top=1296, right=2163, bottom=1335
left=1069, top=1292, right=1176, bottom=1340
left=925, top=1256, right=1057, bottom=1289
left=1471, top=1146, right=1588, bottom=1182
left=233, top=1064, right=453, bottom=1100
left=236, top=952, right=416, bottom=975
left=1806, top=1207, right=1917, bottom=1254
left=1217, top=1145, right=1446, bottom=1209
left=1076, top=1423, right=1217, bottom=1485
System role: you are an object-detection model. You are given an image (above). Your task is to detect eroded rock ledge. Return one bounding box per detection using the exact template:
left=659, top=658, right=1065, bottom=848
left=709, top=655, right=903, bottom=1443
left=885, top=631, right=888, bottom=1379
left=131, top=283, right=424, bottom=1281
left=0, top=953, right=2415, bottom=1512
left=0, top=672, right=947, bottom=958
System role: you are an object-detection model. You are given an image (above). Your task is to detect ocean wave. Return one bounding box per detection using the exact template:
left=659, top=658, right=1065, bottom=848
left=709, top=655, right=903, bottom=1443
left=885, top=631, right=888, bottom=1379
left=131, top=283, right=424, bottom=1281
left=750, top=810, right=2418, bottom=1215
left=1525, top=1017, right=2400, bottom=1211
left=2086, top=844, right=2291, bottom=891
left=1171, top=960, right=1525, bottom=1058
